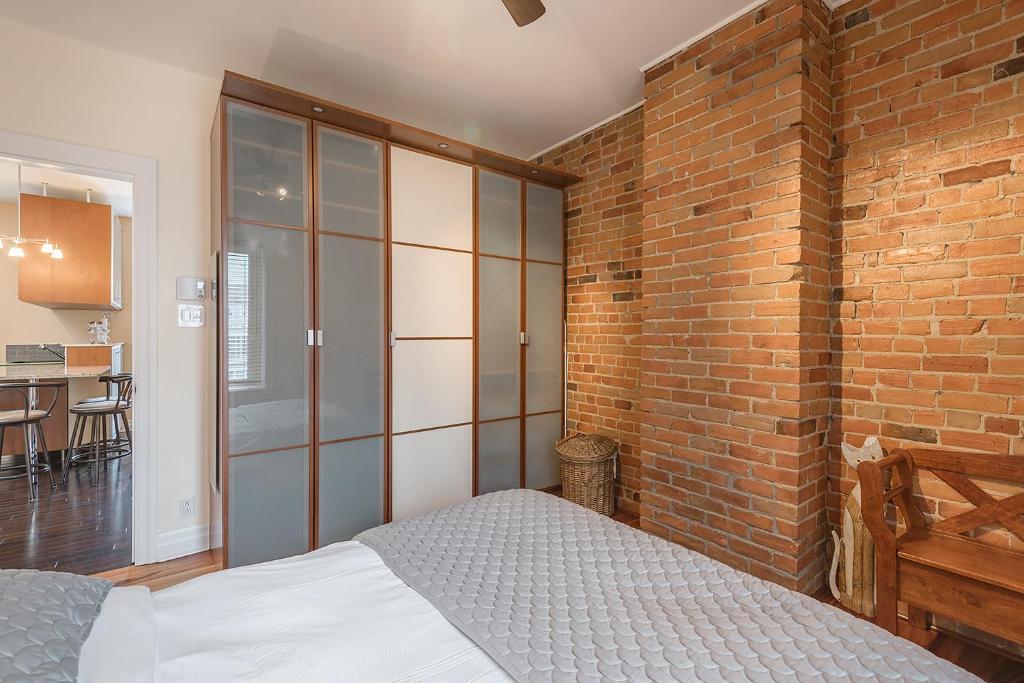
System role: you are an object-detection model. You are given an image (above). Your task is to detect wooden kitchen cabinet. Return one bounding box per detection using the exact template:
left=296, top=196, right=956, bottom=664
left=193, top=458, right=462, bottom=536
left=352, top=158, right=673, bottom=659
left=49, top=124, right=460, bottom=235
left=64, top=343, right=124, bottom=373
left=18, top=193, right=123, bottom=310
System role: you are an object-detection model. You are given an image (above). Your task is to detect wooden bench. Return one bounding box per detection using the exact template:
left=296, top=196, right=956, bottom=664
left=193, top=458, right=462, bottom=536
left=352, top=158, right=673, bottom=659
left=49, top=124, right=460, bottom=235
left=858, top=448, right=1024, bottom=645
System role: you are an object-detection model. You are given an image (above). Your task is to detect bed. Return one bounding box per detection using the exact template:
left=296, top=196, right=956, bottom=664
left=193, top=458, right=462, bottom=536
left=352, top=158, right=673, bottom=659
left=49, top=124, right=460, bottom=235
left=3, top=490, right=980, bottom=682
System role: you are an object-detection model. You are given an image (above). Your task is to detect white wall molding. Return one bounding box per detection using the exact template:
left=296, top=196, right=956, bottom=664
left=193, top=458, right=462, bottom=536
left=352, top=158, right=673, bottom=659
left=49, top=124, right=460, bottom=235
left=156, top=524, right=210, bottom=562
left=0, top=128, right=159, bottom=566
left=530, top=101, right=643, bottom=161
left=533, top=0, right=853, bottom=162
left=638, top=0, right=768, bottom=73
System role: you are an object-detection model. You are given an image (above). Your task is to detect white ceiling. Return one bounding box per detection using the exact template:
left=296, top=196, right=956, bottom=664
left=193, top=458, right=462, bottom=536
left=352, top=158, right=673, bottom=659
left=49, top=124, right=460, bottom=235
left=0, top=0, right=756, bottom=159
left=0, top=159, right=133, bottom=217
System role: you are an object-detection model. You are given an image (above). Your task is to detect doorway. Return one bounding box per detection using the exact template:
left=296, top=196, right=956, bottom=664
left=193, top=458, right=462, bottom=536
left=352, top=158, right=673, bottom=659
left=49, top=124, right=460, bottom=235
left=0, top=129, right=157, bottom=571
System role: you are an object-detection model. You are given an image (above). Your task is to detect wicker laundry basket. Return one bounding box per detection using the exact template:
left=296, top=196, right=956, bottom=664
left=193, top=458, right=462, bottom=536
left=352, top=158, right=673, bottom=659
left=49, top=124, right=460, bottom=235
left=555, top=433, right=617, bottom=516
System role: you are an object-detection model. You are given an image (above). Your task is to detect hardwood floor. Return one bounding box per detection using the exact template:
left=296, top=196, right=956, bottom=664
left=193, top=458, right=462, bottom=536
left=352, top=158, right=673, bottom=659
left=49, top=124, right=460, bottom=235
left=0, top=452, right=131, bottom=574
left=95, top=548, right=221, bottom=591
left=816, top=591, right=1024, bottom=683
left=89, top=503, right=1023, bottom=682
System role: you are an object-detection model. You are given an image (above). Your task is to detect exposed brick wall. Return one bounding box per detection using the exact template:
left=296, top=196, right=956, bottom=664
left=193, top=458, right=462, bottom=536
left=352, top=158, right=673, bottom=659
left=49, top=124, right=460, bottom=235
left=536, top=108, right=645, bottom=515
left=829, top=0, right=1024, bottom=548
left=537, top=0, right=1024, bottom=593
left=638, top=0, right=833, bottom=592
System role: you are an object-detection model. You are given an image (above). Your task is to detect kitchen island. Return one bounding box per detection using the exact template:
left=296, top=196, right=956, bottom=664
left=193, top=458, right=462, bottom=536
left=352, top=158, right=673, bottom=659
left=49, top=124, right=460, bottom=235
left=0, top=363, right=112, bottom=380
left=0, top=363, right=113, bottom=457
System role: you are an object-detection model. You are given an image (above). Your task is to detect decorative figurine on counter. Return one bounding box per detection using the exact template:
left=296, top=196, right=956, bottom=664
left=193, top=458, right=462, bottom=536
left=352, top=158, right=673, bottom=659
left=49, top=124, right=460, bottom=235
left=87, top=315, right=111, bottom=344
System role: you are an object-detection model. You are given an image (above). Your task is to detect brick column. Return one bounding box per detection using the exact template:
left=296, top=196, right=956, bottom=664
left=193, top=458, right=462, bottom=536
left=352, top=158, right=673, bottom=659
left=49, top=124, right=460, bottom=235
left=639, top=0, right=832, bottom=592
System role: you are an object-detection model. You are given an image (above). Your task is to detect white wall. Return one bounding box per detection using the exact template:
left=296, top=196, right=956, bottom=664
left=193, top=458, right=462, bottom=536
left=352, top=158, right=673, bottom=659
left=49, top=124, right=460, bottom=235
left=0, top=17, right=221, bottom=539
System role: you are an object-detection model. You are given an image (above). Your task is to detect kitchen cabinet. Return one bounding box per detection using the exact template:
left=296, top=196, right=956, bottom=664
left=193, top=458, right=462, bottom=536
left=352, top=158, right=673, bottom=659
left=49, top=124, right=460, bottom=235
left=18, top=193, right=124, bottom=310
left=64, top=343, right=124, bottom=374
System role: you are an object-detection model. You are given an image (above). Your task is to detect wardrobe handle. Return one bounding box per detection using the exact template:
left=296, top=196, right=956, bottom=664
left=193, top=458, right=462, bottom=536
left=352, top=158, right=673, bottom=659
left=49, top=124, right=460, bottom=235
left=389, top=331, right=397, bottom=348
left=520, top=331, right=529, bottom=345
left=316, top=330, right=324, bottom=347
left=306, top=329, right=315, bottom=347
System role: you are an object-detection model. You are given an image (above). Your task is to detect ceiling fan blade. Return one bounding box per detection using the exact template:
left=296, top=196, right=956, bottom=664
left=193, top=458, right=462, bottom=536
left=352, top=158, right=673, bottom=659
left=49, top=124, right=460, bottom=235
left=501, top=0, right=546, bottom=26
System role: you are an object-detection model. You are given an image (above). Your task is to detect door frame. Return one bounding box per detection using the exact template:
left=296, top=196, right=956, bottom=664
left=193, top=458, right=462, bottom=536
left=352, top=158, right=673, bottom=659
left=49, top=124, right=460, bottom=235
left=0, top=128, right=159, bottom=565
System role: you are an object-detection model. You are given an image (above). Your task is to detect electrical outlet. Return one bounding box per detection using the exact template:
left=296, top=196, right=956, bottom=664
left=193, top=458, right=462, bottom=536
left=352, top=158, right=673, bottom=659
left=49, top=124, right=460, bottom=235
left=179, top=497, right=196, bottom=519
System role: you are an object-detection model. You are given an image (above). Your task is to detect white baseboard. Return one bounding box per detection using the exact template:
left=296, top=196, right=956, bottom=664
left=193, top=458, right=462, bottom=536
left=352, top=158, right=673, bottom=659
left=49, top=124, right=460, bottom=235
left=155, top=524, right=210, bottom=562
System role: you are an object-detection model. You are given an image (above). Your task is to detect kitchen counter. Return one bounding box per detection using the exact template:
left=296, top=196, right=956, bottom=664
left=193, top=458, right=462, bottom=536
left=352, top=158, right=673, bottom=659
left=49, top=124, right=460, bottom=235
left=0, top=363, right=112, bottom=381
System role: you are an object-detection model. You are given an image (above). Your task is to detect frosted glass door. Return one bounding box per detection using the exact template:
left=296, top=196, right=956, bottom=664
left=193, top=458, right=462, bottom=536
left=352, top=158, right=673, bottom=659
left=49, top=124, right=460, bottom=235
left=526, top=262, right=563, bottom=414
left=316, top=126, right=386, bottom=544
left=478, top=256, right=520, bottom=420
left=318, top=438, right=384, bottom=544
left=479, top=170, right=520, bottom=258
left=479, top=419, right=520, bottom=494
left=523, top=182, right=564, bottom=491
left=228, top=448, right=309, bottom=568
left=318, top=235, right=384, bottom=441
left=526, top=413, right=562, bottom=489
left=318, top=128, right=383, bottom=238
left=228, top=102, right=308, bottom=228
left=226, top=223, right=310, bottom=455
left=224, top=101, right=312, bottom=568
left=526, top=183, right=562, bottom=262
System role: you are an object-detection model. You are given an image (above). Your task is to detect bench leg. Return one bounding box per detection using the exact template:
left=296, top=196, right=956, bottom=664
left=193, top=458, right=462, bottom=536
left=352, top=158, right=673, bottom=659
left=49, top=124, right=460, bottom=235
left=874, top=582, right=899, bottom=634
left=905, top=605, right=932, bottom=646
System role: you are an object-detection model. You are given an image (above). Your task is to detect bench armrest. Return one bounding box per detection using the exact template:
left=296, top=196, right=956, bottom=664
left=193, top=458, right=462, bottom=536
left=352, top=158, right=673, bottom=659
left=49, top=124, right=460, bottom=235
left=857, top=448, right=925, bottom=634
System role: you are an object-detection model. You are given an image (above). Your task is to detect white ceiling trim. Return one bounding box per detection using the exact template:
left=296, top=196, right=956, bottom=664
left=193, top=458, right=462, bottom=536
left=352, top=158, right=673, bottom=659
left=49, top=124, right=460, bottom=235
left=638, top=0, right=769, bottom=73
left=638, top=0, right=854, bottom=73
left=534, top=0, right=856, bottom=162
left=530, top=100, right=644, bottom=161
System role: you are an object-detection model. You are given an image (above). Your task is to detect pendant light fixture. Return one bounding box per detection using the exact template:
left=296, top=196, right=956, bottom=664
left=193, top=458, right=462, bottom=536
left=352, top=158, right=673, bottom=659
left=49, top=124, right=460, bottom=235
left=2, top=167, right=68, bottom=260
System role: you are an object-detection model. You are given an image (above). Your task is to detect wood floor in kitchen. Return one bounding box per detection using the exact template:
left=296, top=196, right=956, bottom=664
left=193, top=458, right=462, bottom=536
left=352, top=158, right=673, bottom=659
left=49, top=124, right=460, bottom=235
left=0, top=454, right=131, bottom=574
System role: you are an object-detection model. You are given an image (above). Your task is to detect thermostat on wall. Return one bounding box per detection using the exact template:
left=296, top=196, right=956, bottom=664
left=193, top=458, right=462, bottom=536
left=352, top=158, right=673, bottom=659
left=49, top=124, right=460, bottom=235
left=176, top=276, right=207, bottom=301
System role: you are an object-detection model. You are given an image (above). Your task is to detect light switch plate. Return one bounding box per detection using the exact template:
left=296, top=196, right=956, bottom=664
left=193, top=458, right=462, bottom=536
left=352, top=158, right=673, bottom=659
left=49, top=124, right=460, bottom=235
left=177, top=303, right=205, bottom=327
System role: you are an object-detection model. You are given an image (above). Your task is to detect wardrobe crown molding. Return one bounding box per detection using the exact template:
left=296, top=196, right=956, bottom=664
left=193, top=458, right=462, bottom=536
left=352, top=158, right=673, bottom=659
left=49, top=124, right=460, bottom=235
left=219, top=71, right=581, bottom=189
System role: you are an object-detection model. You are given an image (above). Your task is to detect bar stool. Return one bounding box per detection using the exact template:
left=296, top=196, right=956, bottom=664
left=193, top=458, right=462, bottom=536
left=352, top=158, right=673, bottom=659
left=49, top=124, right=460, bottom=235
left=63, top=374, right=133, bottom=486
left=77, top=373, right=132, bottom=455
left=0, top=382, right=61, bottom=503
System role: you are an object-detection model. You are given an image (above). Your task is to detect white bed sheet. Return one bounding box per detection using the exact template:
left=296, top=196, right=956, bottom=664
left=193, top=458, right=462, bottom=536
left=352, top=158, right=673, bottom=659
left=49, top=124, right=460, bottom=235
left=79, top=586, right=157, bottom=683
left=151, top=540, right=513, bottom=683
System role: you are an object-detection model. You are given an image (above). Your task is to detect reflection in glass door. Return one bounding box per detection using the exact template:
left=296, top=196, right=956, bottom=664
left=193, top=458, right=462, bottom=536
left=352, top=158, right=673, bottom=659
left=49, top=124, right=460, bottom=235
left=224, top=101, right=311, bottom=567
left=316, top=125, right=386, bottom=545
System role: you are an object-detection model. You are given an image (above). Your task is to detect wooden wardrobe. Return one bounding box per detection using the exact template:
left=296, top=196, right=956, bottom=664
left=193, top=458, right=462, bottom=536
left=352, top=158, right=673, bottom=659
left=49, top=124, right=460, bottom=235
left=210, top=73, right=578, bottom=568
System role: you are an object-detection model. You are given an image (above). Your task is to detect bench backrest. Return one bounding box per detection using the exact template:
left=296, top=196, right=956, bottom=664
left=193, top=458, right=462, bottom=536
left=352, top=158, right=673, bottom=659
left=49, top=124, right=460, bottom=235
left=904, top=448, right=1024, bottom=543
left=860, top=447, right=1024, bottom=544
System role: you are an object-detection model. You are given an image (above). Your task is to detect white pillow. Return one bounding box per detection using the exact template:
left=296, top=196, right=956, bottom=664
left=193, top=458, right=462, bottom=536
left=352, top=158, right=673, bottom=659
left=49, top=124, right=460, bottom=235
left=78, top=586, right=156, bottom=683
